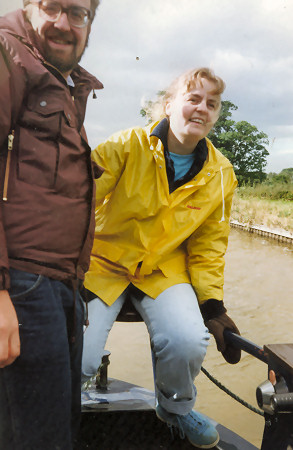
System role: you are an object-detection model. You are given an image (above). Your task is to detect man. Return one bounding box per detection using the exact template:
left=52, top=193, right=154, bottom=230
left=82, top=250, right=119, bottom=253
left=0, top=1, right=102, bottom=448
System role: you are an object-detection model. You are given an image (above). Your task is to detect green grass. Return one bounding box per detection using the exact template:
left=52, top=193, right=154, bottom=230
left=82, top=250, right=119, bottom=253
left=236, top=182, right=293, bottom=201
left=231, top=191, right=293, bottom=234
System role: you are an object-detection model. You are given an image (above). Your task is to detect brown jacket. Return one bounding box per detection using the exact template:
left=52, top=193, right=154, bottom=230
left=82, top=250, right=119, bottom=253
left=0, top=10, right=103, bottom=289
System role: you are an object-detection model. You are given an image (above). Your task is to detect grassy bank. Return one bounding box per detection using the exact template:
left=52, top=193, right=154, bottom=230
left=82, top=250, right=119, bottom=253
left=231, top=188, right=293, bottom=235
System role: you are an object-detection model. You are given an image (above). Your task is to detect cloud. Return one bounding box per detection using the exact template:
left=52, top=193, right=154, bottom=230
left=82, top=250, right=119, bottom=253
left=2, top=0, right=292, bottom=172
left=81, top=0, right=293, bottom=173
left=1, top=0, right=22, bottom=14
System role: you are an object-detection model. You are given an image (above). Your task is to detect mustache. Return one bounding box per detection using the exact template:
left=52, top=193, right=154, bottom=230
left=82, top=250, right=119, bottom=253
left=45, top=30, right=76, bottom=45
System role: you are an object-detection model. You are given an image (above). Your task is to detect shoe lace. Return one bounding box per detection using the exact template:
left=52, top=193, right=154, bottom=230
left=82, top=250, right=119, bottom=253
left=163, top=410, right=209, bottom=441
left=172, top=412, right=209, bottom=437
left=166, top=418, right=185, bottom=440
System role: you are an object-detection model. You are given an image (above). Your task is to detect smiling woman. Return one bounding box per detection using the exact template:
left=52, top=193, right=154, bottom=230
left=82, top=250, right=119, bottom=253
left=82, top=66, right=241, bottom=449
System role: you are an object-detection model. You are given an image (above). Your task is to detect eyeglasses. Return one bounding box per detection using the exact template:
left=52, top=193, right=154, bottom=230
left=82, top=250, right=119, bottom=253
left=35, top=1, right=92, bottom=28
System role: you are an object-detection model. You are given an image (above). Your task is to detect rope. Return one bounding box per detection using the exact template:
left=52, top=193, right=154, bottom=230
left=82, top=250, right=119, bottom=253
left=201, top=366, right=264, bottom=417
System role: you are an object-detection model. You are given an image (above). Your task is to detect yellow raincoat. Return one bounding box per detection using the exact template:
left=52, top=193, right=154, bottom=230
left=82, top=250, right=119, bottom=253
left=85, top=121, right=237, bottom=306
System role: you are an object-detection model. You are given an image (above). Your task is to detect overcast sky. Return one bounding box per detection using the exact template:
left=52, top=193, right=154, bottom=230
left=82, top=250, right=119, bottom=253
left=2, top=0, right=293, bottom=173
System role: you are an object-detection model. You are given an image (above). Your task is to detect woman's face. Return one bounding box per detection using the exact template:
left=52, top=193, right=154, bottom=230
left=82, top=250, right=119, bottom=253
left=166, top=78, right=221, bottom=146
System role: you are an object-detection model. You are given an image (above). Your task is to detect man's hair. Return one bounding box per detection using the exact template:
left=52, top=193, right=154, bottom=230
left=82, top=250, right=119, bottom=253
left=90, top=0, right=100, bottom=20
left=23, top=0, right=101, bottom=21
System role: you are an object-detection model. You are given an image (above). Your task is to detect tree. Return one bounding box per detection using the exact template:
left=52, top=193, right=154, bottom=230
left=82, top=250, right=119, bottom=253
left=208, top=100, right=237, bottom=135
left=140, top=90, right=166, bottom=124
left=266, top=168, right=293, bottom=186
left=208, top=101, right=269, bottom=185
left=279, top=168, right=293, bottom=183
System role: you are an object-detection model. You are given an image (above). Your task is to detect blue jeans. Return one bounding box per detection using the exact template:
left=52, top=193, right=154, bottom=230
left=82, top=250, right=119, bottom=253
left=0, top=269, right=84, bottom=450
left=82, top=283, right=210, bottom=415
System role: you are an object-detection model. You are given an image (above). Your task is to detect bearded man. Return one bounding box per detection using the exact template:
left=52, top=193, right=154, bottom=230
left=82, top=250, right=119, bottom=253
left=0, top=1, right=103, bottom=448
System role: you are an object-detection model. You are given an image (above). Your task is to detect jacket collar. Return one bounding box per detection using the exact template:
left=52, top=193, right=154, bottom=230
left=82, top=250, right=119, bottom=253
left=150, top=118, right=208, bottom=193
left=150, top=117, right=169, bottom=150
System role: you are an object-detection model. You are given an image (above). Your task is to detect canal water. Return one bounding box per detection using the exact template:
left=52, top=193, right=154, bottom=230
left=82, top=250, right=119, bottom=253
left=103, top=228, right=293, bottom=448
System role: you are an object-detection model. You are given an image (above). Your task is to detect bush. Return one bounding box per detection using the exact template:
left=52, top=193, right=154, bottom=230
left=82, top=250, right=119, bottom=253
left=236, top=171, right=293, bottom=201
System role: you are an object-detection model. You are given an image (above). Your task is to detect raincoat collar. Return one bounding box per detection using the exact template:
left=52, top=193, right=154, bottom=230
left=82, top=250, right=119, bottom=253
left=150, top=117, right=169, bottom=150
left=150, top=118, right=208, bottom=193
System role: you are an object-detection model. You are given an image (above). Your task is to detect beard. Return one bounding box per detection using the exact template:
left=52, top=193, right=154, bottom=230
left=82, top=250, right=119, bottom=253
left=42, top=30, right=90, bottom=74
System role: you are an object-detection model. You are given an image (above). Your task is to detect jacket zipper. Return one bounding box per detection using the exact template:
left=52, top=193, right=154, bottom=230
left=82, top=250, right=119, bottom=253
left=3, top=130, right=14, bottom=201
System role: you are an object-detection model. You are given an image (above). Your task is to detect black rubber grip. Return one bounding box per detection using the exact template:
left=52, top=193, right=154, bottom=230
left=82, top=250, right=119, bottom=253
left=271, top=393, right=293, bottom=412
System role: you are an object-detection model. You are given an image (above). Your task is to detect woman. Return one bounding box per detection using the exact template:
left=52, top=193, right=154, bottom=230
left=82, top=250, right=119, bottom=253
left=83, top=68, right=241, bottom=449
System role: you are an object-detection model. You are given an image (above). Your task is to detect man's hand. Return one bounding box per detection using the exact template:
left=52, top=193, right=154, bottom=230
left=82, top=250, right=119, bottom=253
left=205, top=313, right=241, bottom=364
left=0, top=290, right=20, bottom=368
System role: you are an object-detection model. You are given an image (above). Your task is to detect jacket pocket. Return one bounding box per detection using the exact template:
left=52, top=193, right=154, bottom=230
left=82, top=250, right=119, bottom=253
left=16, top=93, right=66, bottom=189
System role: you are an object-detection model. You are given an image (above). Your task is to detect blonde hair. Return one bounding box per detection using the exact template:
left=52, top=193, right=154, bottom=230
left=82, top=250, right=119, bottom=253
left=145, top=67, right=225, bottom=122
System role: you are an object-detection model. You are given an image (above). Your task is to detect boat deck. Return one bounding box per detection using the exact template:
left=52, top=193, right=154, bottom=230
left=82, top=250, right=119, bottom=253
left=76, top=379, right=257, bottom=449
left=77, top=409, right=257, bottom=449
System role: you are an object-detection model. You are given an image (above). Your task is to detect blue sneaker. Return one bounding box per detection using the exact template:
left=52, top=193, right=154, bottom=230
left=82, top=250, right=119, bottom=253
left=156, top=404, right=219, bottom=448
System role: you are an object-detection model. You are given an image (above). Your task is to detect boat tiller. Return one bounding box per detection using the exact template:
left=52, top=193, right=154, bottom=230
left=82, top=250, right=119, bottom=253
left=224, top=331, right=293, bottom=450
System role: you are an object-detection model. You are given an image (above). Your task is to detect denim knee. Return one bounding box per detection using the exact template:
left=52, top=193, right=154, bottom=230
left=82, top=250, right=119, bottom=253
left=156, top=325, right=209, bottom=368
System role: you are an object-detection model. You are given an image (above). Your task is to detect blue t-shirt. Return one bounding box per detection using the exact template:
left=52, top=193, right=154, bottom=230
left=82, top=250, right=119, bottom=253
left=169, top=151, right=196, bottom=181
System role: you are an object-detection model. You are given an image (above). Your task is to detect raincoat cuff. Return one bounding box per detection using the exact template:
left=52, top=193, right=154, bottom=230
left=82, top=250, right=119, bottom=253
left=200, top=299, right=227, bottom=322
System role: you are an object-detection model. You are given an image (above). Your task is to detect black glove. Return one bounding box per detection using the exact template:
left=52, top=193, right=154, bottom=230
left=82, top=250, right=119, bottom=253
left=205, top=313, right=241, bottom=364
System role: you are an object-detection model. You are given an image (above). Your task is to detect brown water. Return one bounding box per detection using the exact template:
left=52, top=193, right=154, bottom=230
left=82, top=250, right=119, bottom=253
left=103, top=229, right=293, bottom=448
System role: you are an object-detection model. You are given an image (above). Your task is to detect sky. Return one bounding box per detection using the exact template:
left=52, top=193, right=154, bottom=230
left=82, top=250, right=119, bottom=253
left=2, top=0, right=293, bottom=173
